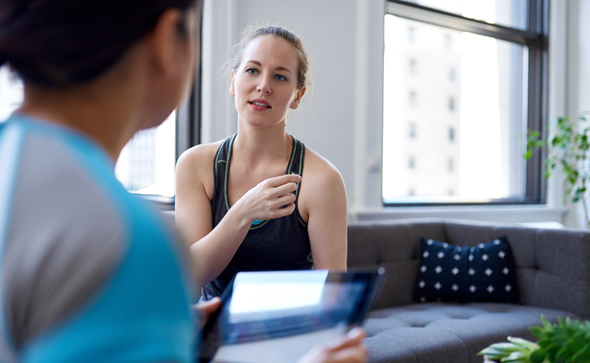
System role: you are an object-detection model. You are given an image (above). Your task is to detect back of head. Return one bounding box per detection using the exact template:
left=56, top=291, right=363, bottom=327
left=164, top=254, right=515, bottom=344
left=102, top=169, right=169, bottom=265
left=0, top=0, right=197, bottom=87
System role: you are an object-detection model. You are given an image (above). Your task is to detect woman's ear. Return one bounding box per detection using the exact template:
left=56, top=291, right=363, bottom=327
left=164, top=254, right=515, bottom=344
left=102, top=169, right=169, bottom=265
left=290, top=86, right=306, bottom=109
left=229, top=70, right=236, bottom=96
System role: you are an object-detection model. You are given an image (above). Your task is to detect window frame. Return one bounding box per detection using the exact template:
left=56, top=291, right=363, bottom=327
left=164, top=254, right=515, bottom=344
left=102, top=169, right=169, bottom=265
left=383, top=0, right=549, bottom=207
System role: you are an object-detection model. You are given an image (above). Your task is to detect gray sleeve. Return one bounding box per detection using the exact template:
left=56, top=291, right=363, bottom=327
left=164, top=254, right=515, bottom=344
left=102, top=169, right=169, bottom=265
left=2, top=134, right=124, bottom=349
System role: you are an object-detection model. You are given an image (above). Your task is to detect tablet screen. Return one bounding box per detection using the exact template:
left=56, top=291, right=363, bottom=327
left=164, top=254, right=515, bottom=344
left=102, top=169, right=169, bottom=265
left=197, top=269, right=385, bottom=363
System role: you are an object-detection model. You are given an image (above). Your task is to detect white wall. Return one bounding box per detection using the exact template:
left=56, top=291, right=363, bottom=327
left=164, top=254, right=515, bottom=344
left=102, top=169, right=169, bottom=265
left=200, top=0, right=587, bottom=227
left=562, top=0, right=590, bottom=228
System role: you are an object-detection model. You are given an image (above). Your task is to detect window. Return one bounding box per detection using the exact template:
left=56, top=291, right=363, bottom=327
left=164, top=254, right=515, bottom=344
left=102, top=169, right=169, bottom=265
left=408, top=91, right=417, bottom=107
left=409, top=122, right=417, bottom=139
left=0, top=67, right=23, bottom=122
left=448, top=96, right=455, bottom=112
left=449, top=67, right=456, bottom=82
left=408, top=26, right=416, bottom=43
left=115, top=113, right=177, bottom=199
left=382, top=0, right=547, bottom=206
left=409, top=58, right=417, bottom=74
left=444, top=34, right=453, bottom=49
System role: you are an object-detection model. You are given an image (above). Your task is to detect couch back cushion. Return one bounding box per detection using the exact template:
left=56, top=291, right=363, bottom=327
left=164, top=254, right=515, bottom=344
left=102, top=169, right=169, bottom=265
left=347, top=219, right=590, bottom=319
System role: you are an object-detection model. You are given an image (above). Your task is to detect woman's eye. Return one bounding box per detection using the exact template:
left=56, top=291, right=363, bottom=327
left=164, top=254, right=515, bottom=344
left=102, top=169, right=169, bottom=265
left=275, top=74, right=287, bottom=81
left=246, top=68, right=258, bottom=75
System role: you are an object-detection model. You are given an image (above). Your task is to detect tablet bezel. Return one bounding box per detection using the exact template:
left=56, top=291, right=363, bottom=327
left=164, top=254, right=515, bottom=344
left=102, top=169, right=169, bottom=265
left=196, top=268, right=385, bottom=363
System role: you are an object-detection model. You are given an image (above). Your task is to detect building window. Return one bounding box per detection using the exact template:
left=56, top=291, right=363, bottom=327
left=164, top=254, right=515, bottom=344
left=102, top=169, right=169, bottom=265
left=408, top=26, right=415, bottom=43
left=409, top=122, right=416, bottom=139
left=408, top=156, right=415, bottom=170
left=409, top=91, right=417, bottom=107
left=409, top=58, right=417, bottom=74
left=444, top=34, right=452, bottom=50
left=382, top=0, right=547, bottom=205
left=448, top=96, right=455, bottom=112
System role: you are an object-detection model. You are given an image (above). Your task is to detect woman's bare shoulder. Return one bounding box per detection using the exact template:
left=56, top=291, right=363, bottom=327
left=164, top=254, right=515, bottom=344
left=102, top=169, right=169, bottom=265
left=302, top=145, right=343, bottom=182
left=298, top=144, right=347, bottom=223
left=176, top=140, right=224, bottom=174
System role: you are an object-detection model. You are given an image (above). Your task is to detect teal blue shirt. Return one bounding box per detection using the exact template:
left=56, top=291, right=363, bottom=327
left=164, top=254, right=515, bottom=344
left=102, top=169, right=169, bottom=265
left=0, top=115, right=195, bottom=362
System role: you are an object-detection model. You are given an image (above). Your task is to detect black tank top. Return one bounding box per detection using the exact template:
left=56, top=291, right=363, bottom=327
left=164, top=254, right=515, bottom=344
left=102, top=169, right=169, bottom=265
left=201, top=134, right=313, bottom=300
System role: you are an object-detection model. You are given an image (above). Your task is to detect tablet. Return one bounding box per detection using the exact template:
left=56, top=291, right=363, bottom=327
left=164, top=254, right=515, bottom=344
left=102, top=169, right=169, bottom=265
left=196, top=268, right=385, bottom=363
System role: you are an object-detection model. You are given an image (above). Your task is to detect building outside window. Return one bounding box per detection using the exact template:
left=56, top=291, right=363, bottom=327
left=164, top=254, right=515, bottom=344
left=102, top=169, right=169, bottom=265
left=114, top=113, right=177, bottom=199
left=409, top=122, right=417, bottom=139
left=382, top=0, right=547, bottom=205
left=448, top=96, right=456, bottom=112
left=409, top=58, right=417, bottom=74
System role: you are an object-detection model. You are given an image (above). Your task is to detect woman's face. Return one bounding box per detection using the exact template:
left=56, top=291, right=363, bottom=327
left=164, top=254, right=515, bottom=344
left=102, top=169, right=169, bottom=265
left=231, top=35, right=305, bottom=129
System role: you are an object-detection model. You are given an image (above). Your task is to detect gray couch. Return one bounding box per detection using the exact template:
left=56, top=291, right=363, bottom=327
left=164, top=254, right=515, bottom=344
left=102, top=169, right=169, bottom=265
left=348, top=218, right=590, bottom=363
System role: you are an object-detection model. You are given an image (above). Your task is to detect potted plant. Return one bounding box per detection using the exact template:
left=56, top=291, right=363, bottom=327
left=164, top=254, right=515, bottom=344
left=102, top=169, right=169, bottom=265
left=478, top=315, right=590, bottom=362
left=525, top=112, right=590, bottom=228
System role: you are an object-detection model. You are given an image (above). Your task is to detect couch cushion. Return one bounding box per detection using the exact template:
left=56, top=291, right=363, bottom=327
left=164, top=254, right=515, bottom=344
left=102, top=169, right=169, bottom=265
left=413, top=236, right=521, bottom=304
left=363, top=302, right=580, bottom=363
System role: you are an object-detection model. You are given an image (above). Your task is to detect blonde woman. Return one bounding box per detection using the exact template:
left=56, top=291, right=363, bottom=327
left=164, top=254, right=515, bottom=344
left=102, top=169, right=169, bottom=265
left=176, top=26, right=348, bottom=300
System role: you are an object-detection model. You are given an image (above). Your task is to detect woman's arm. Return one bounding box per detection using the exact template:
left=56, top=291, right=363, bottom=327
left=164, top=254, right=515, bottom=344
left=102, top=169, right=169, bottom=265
left=175, top=145, right=302, bottom=285
left=300, top=150, right=348, bottom=271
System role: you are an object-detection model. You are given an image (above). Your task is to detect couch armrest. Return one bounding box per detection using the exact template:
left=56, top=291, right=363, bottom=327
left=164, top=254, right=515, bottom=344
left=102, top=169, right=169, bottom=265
left=527, top=228, right=590, bottom=319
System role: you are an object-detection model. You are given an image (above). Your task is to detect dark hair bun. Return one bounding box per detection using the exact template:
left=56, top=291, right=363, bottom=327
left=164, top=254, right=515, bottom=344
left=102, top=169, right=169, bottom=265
left=0, top=0, right=197, bottom=87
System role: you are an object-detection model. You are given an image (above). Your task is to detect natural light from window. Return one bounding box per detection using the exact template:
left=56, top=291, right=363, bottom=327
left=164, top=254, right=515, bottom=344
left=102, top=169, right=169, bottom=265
left=115, top=113, right=176, bottom=198
left=382, top=9, right=527, bottom=204
left=0, top=67, right=23, bottom=122
left=399, top=0, right=527, bottom=30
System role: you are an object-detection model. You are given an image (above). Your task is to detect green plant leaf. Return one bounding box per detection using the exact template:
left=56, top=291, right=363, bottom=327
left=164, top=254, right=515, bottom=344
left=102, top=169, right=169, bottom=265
left=501, top=350, right=528, bottom=362
left=571, top=345, right=590, bottom=362
left=508, top=337, right=538, bottom=351
left=542, top=316, right=553, bottom=330
left=530, top=326, right=546, bottom=340
left=563, top=337, right=587, bottom=353
left=529, top=348, right=547, bottom=363
left=555, top=346, right=574, bottom=361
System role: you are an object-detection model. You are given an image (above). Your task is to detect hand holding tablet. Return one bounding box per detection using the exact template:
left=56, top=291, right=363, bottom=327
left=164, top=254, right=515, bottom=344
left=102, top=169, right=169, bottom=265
left=196, top=268, right=385, bottom=363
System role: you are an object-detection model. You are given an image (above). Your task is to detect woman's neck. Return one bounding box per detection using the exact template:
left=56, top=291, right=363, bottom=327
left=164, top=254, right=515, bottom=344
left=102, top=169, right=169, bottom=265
left=234, top=121, right=292, bottom=165
left=18, top=80, right=141, bottom=163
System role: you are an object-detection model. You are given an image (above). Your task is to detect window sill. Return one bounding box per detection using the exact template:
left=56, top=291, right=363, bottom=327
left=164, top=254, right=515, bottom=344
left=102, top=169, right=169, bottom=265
left=349, top=204, right=568, bottom=225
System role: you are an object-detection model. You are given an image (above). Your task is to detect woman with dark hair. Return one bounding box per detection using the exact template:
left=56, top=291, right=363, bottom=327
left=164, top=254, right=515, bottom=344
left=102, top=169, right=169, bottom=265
left=0, top=1, right=200, bottom=362
left=0, top=1, right=365, bottom=361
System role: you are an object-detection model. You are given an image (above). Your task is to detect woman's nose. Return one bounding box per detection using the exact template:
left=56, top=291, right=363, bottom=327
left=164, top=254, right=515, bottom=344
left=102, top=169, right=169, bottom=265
left=256, top=75, right=272, bottom=94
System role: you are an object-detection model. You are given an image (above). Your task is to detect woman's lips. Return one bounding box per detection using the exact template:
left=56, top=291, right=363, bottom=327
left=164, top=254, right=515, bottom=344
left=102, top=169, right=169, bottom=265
left=249, top=99, right=271, bottom=111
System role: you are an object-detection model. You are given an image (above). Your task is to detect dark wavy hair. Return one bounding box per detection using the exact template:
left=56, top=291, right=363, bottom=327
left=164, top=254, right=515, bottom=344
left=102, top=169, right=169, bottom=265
left=0, top=0, right=199, bottom=87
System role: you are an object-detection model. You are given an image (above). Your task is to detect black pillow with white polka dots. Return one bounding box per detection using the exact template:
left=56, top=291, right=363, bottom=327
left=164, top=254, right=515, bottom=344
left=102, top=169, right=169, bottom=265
left=412, top=236, right=521, bottom=304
